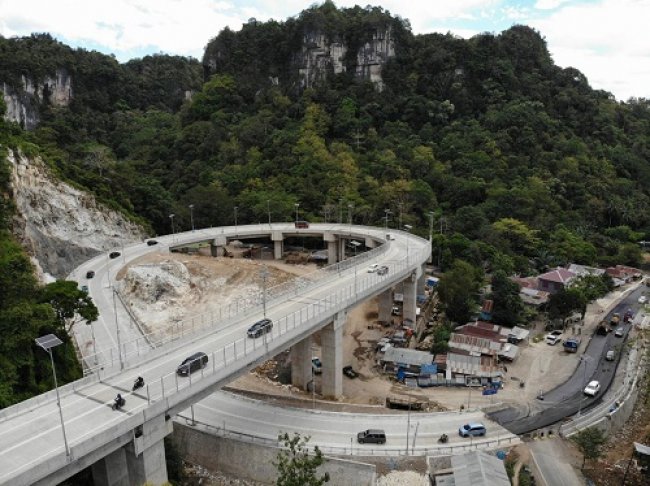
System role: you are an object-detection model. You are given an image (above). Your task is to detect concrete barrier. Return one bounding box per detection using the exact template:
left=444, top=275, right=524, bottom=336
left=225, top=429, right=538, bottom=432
left=172, top=423, right=376, bottom=486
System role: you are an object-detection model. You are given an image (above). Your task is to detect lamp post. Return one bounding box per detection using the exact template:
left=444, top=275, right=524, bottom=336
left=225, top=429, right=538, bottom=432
left=348, top=203, right=353, bottom=235
left=234, top=206, right=238, bottom=235
left=428, top=212, right=434, bottom=242
left=112, top=289, right=124, bottom=370
left=350, top=240, right=361, bottom=295
left=261, top=266, right=269, bottom=318
left=403, top=224, right=412, bottom=265
left=577, top=355, right=592, bottom=417
left=169, top=213, right=176, bottom=242
left=35, top=334, right=70, bottom=456
left=338, top=198, right=343, bottom=224
left=267, top=200, right=271, bottom=226
left=188, top=204, right=195, bottom=232
left=294, top=203, right=300, bottom=223
left=384, top=209, right=391, bottom=231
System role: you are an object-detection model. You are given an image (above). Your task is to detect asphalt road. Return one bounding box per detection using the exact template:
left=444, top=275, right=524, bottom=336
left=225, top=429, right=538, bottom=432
left=490, top=285, right=646, bottom=434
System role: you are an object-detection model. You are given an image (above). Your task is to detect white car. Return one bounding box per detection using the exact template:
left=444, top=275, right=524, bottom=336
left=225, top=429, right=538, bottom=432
left=583, top=380, right=600, bottom=396
left=545, top=330, right=563, bottom=345
left=367, top=264, right=379, bottom=273
left=639, top=295, right=647, bottom=304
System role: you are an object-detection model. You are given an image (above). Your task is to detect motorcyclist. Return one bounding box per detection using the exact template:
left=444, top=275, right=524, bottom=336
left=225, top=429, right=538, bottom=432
left=438, top=433, right=448, bottom=443
left=114, top=393, right=124, bottom=409
left=133, top=376, right=144, bottom=389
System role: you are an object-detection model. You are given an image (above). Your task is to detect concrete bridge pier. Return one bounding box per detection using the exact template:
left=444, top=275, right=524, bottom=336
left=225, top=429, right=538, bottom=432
left=323, top=232, right=338, bottom=264
left=210, top=236, right=227, bottom=257
left=291, top=335, right=313, bottom=389
left=92, top=415, right=171, bottom=486
left=338, top=237, right=346, bottom=260
left=378, top=289, right=392, bottom=324
left=403, top=271, right=418, bottom=327
left=272, top=231, right=284, bottom=260
left=417, top=264, right=427, bottom=295
left=321, top=312, right=346, bottom=399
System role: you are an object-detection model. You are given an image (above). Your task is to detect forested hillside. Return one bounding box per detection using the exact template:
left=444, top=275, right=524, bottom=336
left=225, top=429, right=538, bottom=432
left=1, top=2, right=650, bottom=405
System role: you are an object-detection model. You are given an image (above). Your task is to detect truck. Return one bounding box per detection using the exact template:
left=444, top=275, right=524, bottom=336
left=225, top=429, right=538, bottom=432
left=610, top=313, right=620, bottom=326
left=563, top=337, right=581, bottom=353
left=596, top=321, right=611, bottom=335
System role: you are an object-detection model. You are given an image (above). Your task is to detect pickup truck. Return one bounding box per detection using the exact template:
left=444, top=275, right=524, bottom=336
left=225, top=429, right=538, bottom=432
left=563, top=337, right=581, bottom=353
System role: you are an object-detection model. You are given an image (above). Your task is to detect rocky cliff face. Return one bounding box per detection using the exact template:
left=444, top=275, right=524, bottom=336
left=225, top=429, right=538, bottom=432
left=8, top=149, right=146, bottom=279
left=2, top=69, right=73, bottom=129
left=297, top=26, right=394, bottom=90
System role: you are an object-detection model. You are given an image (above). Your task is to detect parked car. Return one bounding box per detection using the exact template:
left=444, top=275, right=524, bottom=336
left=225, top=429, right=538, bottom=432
left=109, top=251, right=121, bottom=259
left=583, top=380, right=600, bottom=396
left=639, top=295, right=647, bottom=304
left=343, top=365, right=359, bottom=378
left=386, top=234, right=395, bottom=241
left=545, top=330, right=563, bottom=345
left=615, top=327, right=625, bottom=337
left=146, top=240, right=158, bottom=246
left=458, top=422, right=486, bottom=437
left=377, top=265, right=389, bottom=276
left=311, top=357, right=322, bottom=375
left=176, top=352, right=208, bottom=376
left=86, top=270, right=95, bottom=279
left=391, top=306, right=401, bottom=316
left=606, top=350, right=616, bottom=361
left=367, top=264, right=379, bottom=273
left=247, top=318, right=273, bottom=338
left=357, top=429, right=386, bottom=444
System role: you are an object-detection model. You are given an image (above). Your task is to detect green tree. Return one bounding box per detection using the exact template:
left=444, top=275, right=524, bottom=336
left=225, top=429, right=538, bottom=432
left=437, top=259, right=483, bottom=325
left=39, top=280, right=99, bottom=332
left=490, top=271, right=523, bottom=327
left=571, top=427, right=606, bottom=469
left=274, top=433, right=330, bottom=486
left=548, top=288, right=586, bottom=327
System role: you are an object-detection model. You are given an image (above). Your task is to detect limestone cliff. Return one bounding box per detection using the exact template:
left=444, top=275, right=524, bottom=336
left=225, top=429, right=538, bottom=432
left=2, top=69, right=73, bottom=129
left=7, top=148, right=146, bottom=279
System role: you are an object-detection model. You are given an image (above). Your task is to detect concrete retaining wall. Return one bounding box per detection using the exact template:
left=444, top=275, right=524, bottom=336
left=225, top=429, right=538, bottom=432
left=172, top=423, right=376, bottom=485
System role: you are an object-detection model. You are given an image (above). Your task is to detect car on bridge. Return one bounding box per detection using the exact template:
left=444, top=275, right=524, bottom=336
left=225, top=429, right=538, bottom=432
left=146, top=239, right=158, bottom=246
left=458, top=422, right=486, bottom=437
left=357, top=429, right=386, bottom=444
left=86, top=270, right=95, bottom=279
left=176, top=352, right=208, bottom=376
left=247, top=318, right=273, bottom=338
left=377, top=265, right=389, bottom=275
left=639, top=295, right=647, bottom=304
left=615, top=327, right=625, bottom=337
left=367, top=264, right=379, bottom=273
left=109, top=251, right=121, bottom=259
left=583, top=380, right=600, bottom=396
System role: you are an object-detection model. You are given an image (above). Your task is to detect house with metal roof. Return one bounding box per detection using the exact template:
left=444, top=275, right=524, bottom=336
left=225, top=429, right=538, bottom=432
left=429, top=450, right=510, bottom=486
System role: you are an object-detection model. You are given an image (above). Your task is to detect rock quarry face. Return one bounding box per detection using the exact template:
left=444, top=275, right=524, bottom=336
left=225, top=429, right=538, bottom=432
left=8, top=148, right=146, bottom=279
left=123, top=261, right=191, bottom=305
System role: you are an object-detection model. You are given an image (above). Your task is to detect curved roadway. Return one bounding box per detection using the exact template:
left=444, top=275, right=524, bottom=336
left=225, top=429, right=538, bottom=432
left=4, top=223, right=506, bottom=486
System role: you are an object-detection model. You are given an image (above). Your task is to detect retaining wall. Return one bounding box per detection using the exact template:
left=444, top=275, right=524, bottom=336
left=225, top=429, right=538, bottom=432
left=172, top=423, right=376, bottom=486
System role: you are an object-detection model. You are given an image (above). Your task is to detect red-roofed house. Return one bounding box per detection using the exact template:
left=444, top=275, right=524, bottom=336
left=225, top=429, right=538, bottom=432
left=606, top=265, right=642, bottom=283
left=537, top=267, right=576, bottom=294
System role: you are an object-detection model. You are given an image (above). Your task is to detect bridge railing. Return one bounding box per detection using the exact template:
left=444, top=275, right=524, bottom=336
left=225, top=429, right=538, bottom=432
left=81, top=226, right=403, bottom=374
left=119, top=243, right=431, bottom=407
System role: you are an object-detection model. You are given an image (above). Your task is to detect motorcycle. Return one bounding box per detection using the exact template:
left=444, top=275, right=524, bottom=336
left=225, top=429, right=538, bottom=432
left=132, top=377, right=145, bottom=391
left=438, top=433, right=448, bottom=444
left=112, top=396, right=126, bottom=411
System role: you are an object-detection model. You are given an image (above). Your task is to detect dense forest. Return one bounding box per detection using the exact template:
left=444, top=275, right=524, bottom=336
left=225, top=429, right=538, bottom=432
left=1, top=2, right=650, bottom=405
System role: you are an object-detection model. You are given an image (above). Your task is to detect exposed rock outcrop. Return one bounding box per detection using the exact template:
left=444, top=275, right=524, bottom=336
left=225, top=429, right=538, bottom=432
left=8, top=148, right=146, bottom=279
left=2, top=69, right=73, bottom=129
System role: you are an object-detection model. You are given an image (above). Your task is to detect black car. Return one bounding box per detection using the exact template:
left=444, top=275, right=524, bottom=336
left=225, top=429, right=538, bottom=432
left=247, top=318, right=273, bottom=338
left=146, top=240, right=158, bottom=246
left=86, top=270, right=95, bottom=279
left=176, top=352, right=209, bottom=376
left=109, top=251, right=121, bottom=259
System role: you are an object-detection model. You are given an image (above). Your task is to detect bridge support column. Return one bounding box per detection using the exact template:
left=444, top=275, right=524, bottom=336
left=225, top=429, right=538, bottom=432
left=126, top=414, right=171, bottom=486
left=210, top=236, right=227, bottom=257
left=272, top=231, right=284, bottom=260
left=417, top=264, right=426, bottom=295
left=403, top=273, right=417, bottom=328
left=321, top=312, right=346, bottom=399
left=323, top=232, right=338, bottom=264
left=92, top=447, right=129, bottom=486
left=378, top=289, right=392, bottom=324
left=338, top=237, right=346, bottom=260
left=291, top=336, right=312, bottom=389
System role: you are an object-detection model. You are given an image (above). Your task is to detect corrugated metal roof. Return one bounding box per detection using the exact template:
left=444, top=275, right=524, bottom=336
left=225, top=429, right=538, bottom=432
left=382, top=347, right=433, bottom=366
left=450, top=451, right=510, bottom=486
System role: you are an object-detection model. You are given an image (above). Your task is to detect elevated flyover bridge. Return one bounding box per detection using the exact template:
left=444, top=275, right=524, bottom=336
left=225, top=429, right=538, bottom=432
left=0, top=223, right=431, bottom=486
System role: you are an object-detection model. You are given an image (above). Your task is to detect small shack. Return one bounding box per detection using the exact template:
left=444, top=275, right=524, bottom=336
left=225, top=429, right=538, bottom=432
left=381, top=347, right=434, bottom=375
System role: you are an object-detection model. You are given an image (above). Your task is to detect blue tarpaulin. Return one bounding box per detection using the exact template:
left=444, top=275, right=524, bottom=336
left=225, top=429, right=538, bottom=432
left=420, top=364, right=438, bottom=375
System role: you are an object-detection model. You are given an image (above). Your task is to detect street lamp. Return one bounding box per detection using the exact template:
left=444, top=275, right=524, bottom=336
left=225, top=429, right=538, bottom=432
left=384, top=209, right=391, bottom=231
left=188, top=204, right=195, bottom=232
left=260, top=266, right=269, bottom=318
left=267, top=200, right=271, bottom=226
left=169, top=213, right=176, bottom=242
left=348, top=203, right=354, bottom=235
left=404, top=224, right=412, bottom=264
left=294, top=203, right=300, bottom=223
left=338, top=198, right=343, bottom=224
left=35, top=334, right=70, bottom=456
left=350, top=240, right=361, bottom=294
left=577, top=355, right=592, bottom=417
left=234, top=206, right=238, bottom=235
left=112, top=289, right=124, bottom=370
